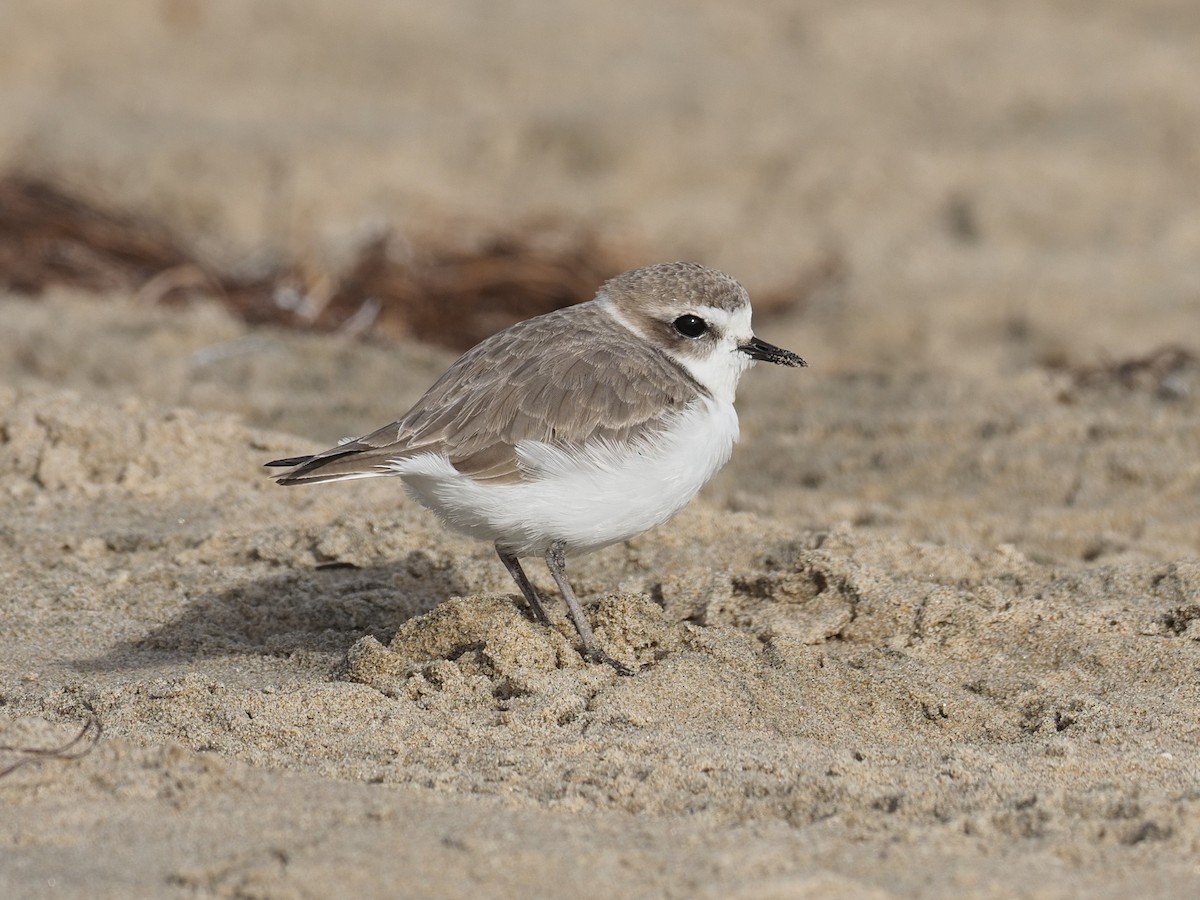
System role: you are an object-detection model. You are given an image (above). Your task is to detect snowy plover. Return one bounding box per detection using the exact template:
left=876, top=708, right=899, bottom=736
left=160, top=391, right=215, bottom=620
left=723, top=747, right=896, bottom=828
left=267, top=262, right=806, bottom=673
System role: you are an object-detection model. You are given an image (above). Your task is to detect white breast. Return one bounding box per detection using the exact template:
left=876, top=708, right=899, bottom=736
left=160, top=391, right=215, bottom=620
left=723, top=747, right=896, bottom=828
left=392, top=396, right=740, bottom=558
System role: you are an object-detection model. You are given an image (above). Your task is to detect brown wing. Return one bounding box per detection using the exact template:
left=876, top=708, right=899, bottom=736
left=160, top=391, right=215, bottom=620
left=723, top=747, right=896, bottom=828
left=272, top=302, right=704, bottom=486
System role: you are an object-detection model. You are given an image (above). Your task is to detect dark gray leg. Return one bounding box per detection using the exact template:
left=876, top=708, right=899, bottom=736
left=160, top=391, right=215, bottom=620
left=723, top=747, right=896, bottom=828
left=545, top=540, right=633, bottom=676
left=495, top=544, right=550, bottom=624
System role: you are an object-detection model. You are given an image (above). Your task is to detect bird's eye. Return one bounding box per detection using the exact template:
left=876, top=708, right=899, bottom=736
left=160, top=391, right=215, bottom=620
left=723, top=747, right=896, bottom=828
left=672, top=315, right=708, bottom=338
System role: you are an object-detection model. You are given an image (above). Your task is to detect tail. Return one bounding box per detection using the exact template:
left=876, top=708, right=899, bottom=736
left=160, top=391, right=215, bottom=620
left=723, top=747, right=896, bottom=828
left=265, top=455, right=315, bottom=469
left=265, top=448, right=393, bottom=486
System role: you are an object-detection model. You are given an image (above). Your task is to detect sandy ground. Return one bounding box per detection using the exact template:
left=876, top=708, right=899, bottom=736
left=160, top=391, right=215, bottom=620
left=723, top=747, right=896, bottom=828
left=3, top=1, right=1200, bottom=897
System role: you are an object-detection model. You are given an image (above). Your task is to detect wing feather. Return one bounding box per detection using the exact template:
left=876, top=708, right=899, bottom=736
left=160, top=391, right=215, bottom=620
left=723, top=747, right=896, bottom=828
left=272, top=302, right=704, bottom=486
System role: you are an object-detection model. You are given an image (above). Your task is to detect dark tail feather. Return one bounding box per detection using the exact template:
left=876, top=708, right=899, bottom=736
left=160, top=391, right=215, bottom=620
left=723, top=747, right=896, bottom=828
left=266, top=447, right=394, bottom=486
left=265, top=455, right=316, bottom=468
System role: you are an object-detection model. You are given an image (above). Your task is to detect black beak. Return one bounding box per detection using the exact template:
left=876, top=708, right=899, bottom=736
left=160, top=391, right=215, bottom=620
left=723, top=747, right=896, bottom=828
left=738, top=336, right=807, bottom=367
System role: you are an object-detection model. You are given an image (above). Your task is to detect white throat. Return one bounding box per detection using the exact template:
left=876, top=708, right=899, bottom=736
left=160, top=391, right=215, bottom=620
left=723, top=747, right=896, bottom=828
left=668, top=330, right=754, bottom=405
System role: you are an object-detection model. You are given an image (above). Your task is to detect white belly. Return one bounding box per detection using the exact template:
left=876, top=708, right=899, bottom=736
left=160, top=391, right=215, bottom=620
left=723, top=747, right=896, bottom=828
left=394, top=396, right=739, bottom=558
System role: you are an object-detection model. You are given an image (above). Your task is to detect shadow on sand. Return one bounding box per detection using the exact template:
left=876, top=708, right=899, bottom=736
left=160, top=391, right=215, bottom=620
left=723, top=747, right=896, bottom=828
left=74, top=551, right=471, bottom=671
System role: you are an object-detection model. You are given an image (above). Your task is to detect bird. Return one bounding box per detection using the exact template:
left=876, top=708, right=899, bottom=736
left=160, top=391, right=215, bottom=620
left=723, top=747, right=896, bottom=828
left=266, top=262, right=806, bottom=673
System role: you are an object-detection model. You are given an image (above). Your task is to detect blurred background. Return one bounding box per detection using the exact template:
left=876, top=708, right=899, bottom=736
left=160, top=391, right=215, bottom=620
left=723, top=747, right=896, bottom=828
left=2, top=0, right=1197, bottom=378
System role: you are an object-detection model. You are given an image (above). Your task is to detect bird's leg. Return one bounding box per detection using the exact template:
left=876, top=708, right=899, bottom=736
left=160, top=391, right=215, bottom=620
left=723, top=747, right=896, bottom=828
left=545, top=540, right=633, bottom=676
left=495, top=544, right=550, bottom=624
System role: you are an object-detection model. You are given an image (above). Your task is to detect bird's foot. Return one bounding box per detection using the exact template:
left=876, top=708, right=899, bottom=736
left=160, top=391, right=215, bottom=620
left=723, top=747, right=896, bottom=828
left=585, top=646, right=637, bottom=677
